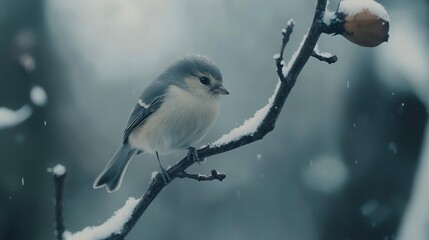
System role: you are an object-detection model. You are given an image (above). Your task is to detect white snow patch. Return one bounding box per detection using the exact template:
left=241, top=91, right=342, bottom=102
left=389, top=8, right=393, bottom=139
left=280, top=19, right=294, bottom=34
left=338, top=0, right=390, bottom=22
left=211, top=80, right=281, bottom=147
left=151, top=171, right=159, bottom=180
left=0, top=105, right=32, bottom=129
left=21, top=177, right=25, bottom=186
left=273, top=53, right=281, bottom=60
left=47, top=164, right=66, bottom=176
left=53, top=165, right=66, bottom=176
left=65, top=197, right=140, bottom=240
left=302, top=155, right=348, bottom=193
left=30, top=85, right=48, bottom=106
left=314, top=44, right=334, bottom=58
left=323, top=9, right=336, bottom=26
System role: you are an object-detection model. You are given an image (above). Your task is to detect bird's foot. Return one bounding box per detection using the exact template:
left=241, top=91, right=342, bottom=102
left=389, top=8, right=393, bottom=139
left=159, top=166, right=171, bottom=185
left=155, top=151, right=170, bottom=185
left=187, top=147, right=204, bottom=165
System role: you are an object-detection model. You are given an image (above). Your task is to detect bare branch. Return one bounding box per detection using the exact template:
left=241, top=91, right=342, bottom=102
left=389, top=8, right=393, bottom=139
left=177, top=170, right=226, bottom=182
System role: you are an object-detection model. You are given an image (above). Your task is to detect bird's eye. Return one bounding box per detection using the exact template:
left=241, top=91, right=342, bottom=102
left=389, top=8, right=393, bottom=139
left=199, top=76, right=210, bottom=85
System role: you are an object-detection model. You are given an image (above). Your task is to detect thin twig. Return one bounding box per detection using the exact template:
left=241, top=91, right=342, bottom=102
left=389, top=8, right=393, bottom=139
left=311, top=51, right=338, bottom=64
left=177, top=170, right=226, bottom=182
left=275, top=20, right=295, bottom=82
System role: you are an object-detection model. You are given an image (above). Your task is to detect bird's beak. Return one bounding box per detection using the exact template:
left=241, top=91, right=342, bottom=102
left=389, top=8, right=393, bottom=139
left=212, top=85, right=229, bottom=95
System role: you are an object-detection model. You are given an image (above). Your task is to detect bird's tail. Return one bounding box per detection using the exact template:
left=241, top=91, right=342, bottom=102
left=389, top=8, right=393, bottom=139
left=93, top=144, right=136, bottom=192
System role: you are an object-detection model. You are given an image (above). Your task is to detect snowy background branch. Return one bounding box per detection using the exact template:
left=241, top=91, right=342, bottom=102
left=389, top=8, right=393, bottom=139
left=0, top=48, right=47, bottom=130
left=49, top=165, right=67, bottom=240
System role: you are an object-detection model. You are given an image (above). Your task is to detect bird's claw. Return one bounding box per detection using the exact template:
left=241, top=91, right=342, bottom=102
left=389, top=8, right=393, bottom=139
left=187, top=147, right=204, bottom=165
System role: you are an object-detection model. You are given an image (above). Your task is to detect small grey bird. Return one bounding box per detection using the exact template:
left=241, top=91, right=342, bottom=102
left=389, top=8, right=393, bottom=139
left=93, top=55, right=229, bottom=192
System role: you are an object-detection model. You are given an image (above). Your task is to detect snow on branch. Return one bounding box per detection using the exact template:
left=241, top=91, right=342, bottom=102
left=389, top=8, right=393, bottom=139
left=64, top=198, right=140, bottom=240
left=52, top=0, right=353, bottom=239
left=312, top=44, right=338, bottom=64
left=211, top=80, right=281, bottom=147
left=0, top=51, right=48, bottom=131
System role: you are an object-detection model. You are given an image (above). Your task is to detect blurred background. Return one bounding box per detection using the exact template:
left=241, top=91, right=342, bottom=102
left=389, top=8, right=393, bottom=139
left=1, top=0, right=428, bottom=239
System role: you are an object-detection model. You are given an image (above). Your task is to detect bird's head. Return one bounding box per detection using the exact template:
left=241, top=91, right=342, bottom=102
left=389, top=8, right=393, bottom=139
left=166, top=55, right=229, bottom=98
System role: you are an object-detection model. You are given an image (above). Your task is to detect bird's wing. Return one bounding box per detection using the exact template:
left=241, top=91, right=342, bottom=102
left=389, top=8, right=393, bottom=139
left=123, top=80, right=169, bottom=143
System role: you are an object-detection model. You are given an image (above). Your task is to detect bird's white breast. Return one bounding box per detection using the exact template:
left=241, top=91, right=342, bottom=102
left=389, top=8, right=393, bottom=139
left=129, top=85, right=219, bottom=154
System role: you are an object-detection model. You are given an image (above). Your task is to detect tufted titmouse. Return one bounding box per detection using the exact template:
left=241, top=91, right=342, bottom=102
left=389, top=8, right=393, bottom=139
left=93, top=55, right=229, bottom=192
